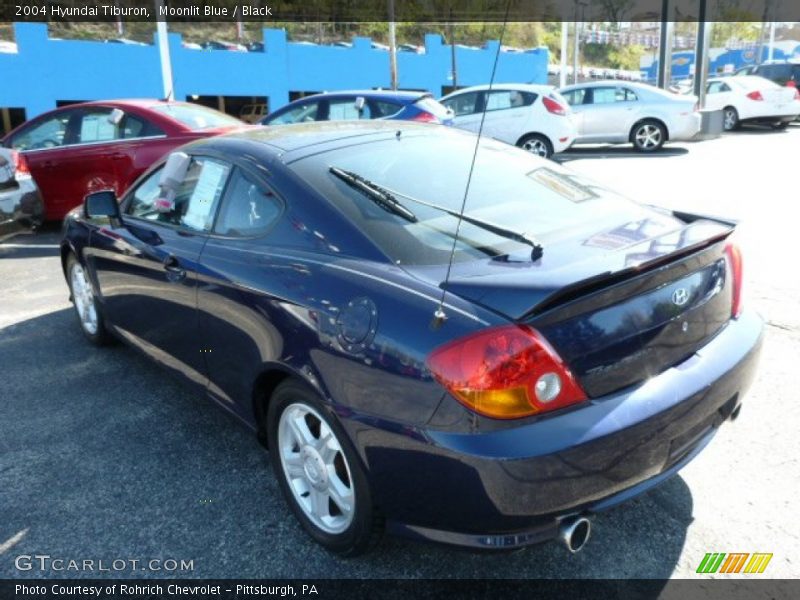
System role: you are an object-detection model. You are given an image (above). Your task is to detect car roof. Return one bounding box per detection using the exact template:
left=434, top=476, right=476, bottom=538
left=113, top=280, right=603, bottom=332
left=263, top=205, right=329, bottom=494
left=442, top=83, right=553, bottom=97
left=559, top=80, right=651, bottom=91
left=192, top=120, right=471, bottom=163
left=295, top=90, right=428, bottom=102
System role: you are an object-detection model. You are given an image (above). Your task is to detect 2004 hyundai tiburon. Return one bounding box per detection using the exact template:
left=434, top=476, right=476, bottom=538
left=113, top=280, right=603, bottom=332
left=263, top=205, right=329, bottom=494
left=61, top=122, right=762, bottom=555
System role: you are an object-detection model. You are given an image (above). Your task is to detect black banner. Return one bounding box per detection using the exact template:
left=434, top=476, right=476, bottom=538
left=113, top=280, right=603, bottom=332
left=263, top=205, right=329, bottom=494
left=2, top=579, right=800, bottom=600
left=1, top=0, right=800, bottom=23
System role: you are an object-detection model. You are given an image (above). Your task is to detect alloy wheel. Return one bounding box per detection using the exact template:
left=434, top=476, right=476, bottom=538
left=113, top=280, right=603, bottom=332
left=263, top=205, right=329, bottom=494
left=71, top=263, right=98, bottom=335
left=723, top=109, right=738, bottom=131
left=521, top=138, right=550, bottom=157
left=634, top=124, right=662, bottom=149
left=278, top=403, right=355, bottom=534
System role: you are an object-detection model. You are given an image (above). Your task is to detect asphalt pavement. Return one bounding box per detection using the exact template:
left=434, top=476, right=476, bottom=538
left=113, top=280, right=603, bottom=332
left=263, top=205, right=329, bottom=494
left=1, top=124, right=798, bottom=580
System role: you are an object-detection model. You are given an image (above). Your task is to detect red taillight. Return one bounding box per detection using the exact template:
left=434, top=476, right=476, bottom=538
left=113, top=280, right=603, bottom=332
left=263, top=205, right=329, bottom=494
left=724, top=242, right=743, bottom=318
left=542, top=96, right=567, bottom=116
left=426, top=325, right=587, bottom=419
left=746, top=90, right=764, bottom=101
left=410, top=111, right=438, bottom=123
left=11, top=150, right=31, bottom=178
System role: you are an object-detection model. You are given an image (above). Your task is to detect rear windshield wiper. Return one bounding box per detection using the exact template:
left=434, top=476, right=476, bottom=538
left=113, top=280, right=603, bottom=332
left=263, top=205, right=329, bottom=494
left=329, top=167, right=418, bottom=223
left=329, top=166, right=544, bottom=261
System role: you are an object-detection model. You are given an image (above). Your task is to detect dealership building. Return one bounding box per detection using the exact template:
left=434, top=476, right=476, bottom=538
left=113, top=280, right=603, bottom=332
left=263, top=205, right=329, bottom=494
left=0, top=22, right=548, bottom=134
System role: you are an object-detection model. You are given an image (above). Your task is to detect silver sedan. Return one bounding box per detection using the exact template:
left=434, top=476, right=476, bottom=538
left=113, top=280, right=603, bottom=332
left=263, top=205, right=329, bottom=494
left=0, top=148, right=43, bottom=241
left=558, top=81, right=701, bottom=152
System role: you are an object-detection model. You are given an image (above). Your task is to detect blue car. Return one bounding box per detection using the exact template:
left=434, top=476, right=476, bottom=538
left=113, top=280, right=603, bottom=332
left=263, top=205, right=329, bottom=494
left=260, top=90, right=454, bottom=126
left=61, top=122, right=762, bottom=556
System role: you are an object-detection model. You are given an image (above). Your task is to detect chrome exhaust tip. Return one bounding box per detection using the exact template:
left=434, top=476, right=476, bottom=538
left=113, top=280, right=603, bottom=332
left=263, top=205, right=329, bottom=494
left=559, top=516, right=592, bottom=553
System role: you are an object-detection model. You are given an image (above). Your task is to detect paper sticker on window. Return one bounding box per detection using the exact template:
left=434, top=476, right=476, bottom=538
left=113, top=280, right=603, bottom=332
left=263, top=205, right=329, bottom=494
left=182, top=160, right=230, bottom=231
left=526, top=168, right=597, bottom=203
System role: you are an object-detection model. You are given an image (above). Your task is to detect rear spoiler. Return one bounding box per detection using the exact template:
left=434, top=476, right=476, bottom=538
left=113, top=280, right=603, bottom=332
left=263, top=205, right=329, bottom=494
left=528, top=209, right=736, bottom=319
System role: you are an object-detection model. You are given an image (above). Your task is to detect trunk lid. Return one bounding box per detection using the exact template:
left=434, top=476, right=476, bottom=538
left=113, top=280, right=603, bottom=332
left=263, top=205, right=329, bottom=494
left=410, top=212, right=736, bottom=398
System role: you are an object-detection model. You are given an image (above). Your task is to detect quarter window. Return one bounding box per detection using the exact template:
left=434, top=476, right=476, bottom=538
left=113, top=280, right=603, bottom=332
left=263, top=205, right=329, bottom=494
left=126, top=157, right=231, bottom=232
left=214, top=169, right=282, bottom=237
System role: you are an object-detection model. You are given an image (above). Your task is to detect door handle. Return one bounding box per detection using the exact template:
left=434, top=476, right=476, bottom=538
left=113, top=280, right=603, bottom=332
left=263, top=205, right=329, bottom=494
left=163, top=254, right=186, bottom=282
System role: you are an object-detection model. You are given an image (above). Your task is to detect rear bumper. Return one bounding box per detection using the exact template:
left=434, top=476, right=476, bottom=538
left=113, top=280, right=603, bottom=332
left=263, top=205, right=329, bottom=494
left=354, top=310, right=763, bottom=549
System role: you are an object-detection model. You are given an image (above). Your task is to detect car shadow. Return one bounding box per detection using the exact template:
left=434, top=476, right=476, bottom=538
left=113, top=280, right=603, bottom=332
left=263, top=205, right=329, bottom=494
left=556, top=146, right=689, bottom=163
left=0, top=308, right=692, bottom=581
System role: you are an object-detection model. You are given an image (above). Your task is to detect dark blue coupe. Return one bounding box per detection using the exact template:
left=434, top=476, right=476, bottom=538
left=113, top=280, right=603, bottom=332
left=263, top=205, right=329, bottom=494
left=61, top=122, right=763, bottom=556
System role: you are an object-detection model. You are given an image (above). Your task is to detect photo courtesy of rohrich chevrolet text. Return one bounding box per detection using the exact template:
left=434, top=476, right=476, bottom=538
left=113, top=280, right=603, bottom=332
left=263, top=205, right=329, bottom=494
left=1, top=0, right=798, bottom=598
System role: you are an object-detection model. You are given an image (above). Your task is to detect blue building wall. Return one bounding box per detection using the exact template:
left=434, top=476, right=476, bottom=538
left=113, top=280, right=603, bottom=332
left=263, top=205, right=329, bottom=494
left=0, top=23, right=549, bottom=121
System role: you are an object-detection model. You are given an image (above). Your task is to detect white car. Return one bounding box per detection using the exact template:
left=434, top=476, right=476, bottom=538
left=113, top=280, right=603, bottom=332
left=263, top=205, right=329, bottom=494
left=559, top=80, right=701, bottom=152
left=703, top=75, right=800, bottom=130
left=439, top=84, right=577, bottom=158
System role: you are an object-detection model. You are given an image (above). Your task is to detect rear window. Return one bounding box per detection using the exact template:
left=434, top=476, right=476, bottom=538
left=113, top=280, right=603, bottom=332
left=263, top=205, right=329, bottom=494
left=292, top=132, right=644, bottom=266
left=150, top=104, right=243, bottom=129
left=757, top=64, right=792, bottom=82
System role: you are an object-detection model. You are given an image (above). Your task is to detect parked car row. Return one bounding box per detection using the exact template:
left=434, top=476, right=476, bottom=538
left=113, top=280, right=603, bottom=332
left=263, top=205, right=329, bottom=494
left=4, top=72, right=798, bottom=230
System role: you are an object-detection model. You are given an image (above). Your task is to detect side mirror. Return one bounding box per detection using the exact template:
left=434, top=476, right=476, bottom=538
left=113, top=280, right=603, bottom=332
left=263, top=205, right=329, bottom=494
left=84, top=190, right=121, bottom=221
left=354, top=96, right=366, bottom=112
left=108, top=108, right=125, bottom=126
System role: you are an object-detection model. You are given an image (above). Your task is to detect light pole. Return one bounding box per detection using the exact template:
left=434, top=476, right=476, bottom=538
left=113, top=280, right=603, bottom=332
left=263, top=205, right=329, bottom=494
left=388, top=0, right=398, bottom=90
left=154, top=0, right=174, bottom=101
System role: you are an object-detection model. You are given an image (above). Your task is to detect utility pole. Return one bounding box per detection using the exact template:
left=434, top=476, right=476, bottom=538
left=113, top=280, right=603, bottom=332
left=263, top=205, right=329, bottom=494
left=154, top=0, right=174, bottom=100
left=657, top=0, right=674, bottom=89
left=449, top=18, right=458, bottom=89
left=767, top=21, right=776, bottom=62
left=560, top=21, right=568, bottom=88
left=572, top=21, right=580, bottom=84
left=388, top=0, right=398, bottom=90
left=693, top=0, right=712, bottom=107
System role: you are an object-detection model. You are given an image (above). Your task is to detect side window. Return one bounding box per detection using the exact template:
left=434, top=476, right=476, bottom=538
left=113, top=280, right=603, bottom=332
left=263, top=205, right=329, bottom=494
left=618, top=88, right=638, bottom=101
left=214, top=169, right=282, bottom=237
left=120, top=114, right=165, bottom=139
left=485, top=90, right=537, bottom=111
left=9, top=113, right=73, bottom=150
left=268, top=102, right=319, bottom=125
left=589, top=87, right=618, bottom=104
left=126, top=157, right=231, bottom=232
left=77, top=109, right=120, bottom=144
left=327, top=98, right=370, bottom=120
left=442, top=92, right=479, bottom=116
left=707, top=81, right=721, bottom=94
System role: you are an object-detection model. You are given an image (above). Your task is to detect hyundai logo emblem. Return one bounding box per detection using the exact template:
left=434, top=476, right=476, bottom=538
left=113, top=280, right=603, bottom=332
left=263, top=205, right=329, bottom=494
left=672, top=288, right=690, bottom=306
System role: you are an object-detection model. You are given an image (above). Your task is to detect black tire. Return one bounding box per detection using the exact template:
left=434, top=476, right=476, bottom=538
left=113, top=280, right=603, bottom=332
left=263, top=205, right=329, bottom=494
left=771, top=121, right=789, bottom=130
left=66, top=253, right=111, bottom=346
left=631, top=120, right=666, bottom=152
left=516, top=133, right=553, bottom=159
left=723, top=107, right=740, bottom=131
left=266, top=379, right=383, bottom=556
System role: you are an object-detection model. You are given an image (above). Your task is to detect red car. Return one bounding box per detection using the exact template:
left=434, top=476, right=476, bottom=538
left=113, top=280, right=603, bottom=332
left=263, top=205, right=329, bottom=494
left=1, top=100, right=247, bottom=220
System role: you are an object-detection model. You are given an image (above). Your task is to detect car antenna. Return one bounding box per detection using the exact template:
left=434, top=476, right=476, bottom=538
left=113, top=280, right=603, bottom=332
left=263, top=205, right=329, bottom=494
left=431, top=1, right=511, bottom=330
